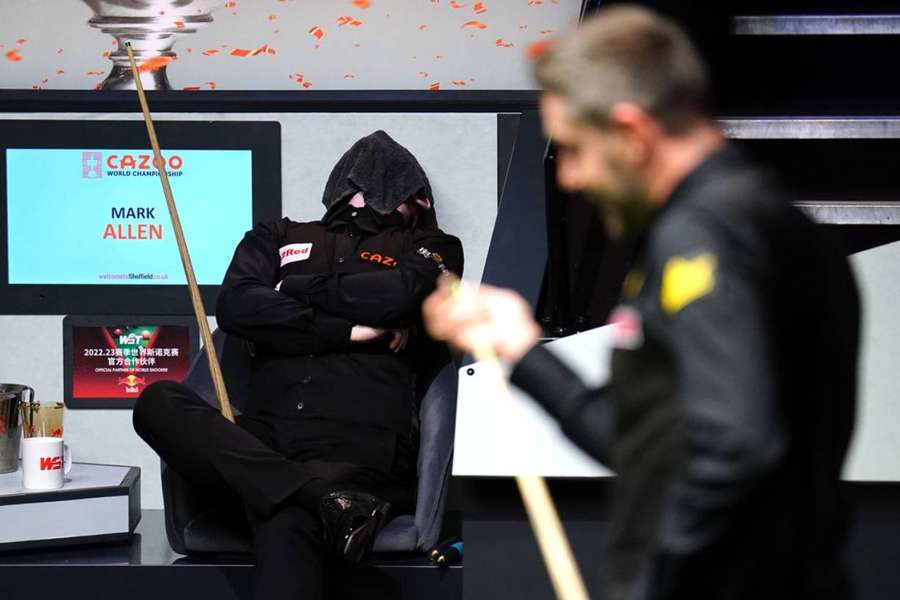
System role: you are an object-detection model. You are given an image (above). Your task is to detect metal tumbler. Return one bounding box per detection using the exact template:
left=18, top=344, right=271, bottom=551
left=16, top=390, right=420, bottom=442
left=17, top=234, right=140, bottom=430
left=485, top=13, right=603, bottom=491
left=0, top=384, right=33, bottom=474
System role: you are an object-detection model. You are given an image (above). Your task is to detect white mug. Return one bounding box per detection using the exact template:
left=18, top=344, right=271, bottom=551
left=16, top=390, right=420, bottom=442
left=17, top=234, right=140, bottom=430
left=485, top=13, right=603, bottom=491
left=22, top=437, right=72, bottom=490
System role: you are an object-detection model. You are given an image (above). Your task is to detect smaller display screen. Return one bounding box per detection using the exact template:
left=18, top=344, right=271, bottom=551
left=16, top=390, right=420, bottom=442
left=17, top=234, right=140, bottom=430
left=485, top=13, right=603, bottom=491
left=64, top=316, right=198, bottom=408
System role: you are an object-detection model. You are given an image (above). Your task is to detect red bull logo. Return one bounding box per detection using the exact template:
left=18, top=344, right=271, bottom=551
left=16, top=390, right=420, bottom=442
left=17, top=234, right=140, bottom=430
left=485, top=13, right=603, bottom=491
left=118, top=374, right=147, bottom=393
left=279, top=243, right=312, bottom=266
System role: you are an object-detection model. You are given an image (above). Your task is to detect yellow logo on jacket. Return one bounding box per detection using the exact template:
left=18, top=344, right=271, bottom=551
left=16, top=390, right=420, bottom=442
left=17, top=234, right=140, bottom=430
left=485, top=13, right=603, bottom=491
left=661, top=253, right=717, bottom=314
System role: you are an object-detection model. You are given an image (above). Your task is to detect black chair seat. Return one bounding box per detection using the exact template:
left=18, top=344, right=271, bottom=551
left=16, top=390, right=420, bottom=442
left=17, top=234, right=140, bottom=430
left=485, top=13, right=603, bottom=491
left=160, top=329, right=458, bottom=556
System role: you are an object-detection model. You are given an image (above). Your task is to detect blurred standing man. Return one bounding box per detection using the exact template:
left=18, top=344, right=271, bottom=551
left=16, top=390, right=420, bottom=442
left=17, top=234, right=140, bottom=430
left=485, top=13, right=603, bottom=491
left=424, top=7, right=858, bottom=600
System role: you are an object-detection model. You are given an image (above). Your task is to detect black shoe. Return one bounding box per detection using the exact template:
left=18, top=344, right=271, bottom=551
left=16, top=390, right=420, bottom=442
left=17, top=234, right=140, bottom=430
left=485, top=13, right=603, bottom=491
left=318, top=491, right=391, bottom=564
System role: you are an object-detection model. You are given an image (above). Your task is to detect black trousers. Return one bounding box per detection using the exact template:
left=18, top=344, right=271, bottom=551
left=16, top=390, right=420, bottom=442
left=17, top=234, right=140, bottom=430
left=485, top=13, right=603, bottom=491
left=133, top=381, right=414, bottom=600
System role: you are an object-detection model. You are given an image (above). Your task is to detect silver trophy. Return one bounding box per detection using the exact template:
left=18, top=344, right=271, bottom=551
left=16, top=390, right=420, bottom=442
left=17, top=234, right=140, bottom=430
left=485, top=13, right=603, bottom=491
left=82, top=0, right=219, bottom=90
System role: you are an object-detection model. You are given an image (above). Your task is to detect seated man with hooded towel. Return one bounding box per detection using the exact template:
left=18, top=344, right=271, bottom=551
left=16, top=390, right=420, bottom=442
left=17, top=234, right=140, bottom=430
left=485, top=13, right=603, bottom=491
left=133, top=130, right=464, bottom=600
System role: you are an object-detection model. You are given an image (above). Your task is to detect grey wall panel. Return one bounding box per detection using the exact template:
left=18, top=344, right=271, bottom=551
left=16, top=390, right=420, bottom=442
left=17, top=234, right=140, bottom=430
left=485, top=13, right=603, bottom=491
left=481, top=109, right=546, bottom=305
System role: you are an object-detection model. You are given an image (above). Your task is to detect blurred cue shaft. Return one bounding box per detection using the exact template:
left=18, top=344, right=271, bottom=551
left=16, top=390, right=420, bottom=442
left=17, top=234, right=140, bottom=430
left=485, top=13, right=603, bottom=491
left=123, top=43, right=234, bottom=424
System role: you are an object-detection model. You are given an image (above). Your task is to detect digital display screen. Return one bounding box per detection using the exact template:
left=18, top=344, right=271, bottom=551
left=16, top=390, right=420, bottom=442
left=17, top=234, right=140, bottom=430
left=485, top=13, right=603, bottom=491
left=63, top=316, right=197, bottom=408
left=6, top=148, right=252, bottom=285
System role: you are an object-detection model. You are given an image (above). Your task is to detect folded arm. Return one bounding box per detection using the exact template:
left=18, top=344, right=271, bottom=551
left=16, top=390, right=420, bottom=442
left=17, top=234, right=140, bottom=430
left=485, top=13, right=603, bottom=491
left=216, top=220, right=353, bottom=355
left=279, top=231, right=464, bottom=329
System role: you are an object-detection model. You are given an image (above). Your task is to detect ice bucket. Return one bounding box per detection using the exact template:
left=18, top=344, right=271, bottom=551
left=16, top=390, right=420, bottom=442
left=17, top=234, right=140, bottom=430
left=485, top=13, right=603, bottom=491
left=0, top=384, right=33, bottom=474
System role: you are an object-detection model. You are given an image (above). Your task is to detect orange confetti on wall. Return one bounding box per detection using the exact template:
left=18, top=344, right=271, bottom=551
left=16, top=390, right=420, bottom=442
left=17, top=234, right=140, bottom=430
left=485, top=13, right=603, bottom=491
left=56, top=69, right=65, bottom=75
left=102, top=50, right=111, bottom=58
left=418, top=24, right=427, bottom=31
left=231, top=44, right=275, bottom=57
left=495, top=38, right=514, bottom=48
left=302, top=81, right=313, bottom=89
left=449, top=0, right=465, bottom=7
left=540, top=28, right=554, bottom=34
left=337, top=16, right=363, bottom=26
left=86, top=70, right=105, bottom=76
left=528, top=0, right=543, bottom=4
left=418, top=71, right=429, bottom=77
left=352, top=0, right=372, bottom=8
left=174, top=20, right=185, bottom=29
left=344, top=73, right=355, bottom=79
left=430, top=82, right=441, bottom=91
left=183, top=86, right=201, bottom=91
left=225, top=1, right=237, bottom=8
left=473, top=2, right=486, bottom=14
left=268, top=15, right=277, bottom=21
left=309, top=26, right=325, bottom=39
left=462, top=20, right=487, bottom=29
left=138, top=55, right=174, bottom=73
left=5, top=49, right=22, bottom=62
left=56, top=48, right=64, bottom=54
left=207, top=81, right=217, bottom=89
left=202, top=48, right=219, bottom=56
left=16, top=38, right=27, bottom=45
left=452, top=80, right=466, bottom=86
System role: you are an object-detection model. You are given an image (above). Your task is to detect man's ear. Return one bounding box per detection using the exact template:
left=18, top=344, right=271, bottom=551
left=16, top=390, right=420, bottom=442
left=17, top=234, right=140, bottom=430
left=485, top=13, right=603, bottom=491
left=608, top=102, right=660, bottom=165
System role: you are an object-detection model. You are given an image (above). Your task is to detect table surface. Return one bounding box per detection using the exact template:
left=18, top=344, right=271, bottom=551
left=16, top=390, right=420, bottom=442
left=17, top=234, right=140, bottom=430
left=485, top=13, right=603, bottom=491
left=0, top=510, right=185, bottom=566
left=0, top=462, right=131, bottom=498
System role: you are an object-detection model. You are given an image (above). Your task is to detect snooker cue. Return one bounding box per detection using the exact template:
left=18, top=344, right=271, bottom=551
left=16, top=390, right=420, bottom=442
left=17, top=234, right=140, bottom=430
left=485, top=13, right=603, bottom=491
left=453, top=281, right=590, bottom=600
left=124, top=44, right=235, bottom=424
